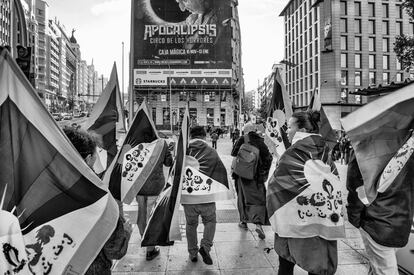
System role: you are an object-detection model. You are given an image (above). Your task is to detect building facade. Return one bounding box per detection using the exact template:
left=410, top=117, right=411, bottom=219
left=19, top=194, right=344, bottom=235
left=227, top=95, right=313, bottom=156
left=131, top=0, right=244, bottom=130
left=280, top=0, right=412, bottom=129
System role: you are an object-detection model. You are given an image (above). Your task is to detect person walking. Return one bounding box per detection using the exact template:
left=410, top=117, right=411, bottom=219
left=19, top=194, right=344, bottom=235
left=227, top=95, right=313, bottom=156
left=63, top=127, right=132, bottom=275
left=347, top=139, right=414, bottom=275
left=181, top=126, right=229, bottom=265
left=267, top=111, right=345, bottom=275
left=231, top=123, right=272, bottom=239
left=232, top=128, right=240, bottom=145
left=136, top=138, right=173, bottom=261
left=211, top=131, right=218, bottom=150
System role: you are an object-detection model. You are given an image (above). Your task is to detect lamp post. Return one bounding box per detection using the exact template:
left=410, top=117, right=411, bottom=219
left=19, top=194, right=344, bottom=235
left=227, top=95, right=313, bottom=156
left=153, top=56, right=173, bottom=132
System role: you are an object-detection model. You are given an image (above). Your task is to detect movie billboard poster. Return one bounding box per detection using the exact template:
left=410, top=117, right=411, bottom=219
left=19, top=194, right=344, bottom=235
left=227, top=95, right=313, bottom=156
left=132, top=0, right=232, bottom=70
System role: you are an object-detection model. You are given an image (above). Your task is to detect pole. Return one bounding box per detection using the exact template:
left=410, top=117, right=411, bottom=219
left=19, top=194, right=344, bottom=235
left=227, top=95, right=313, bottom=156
left=122, top=41, right=125, bottom=106
left=169, top=68, right=173, bottom=133
left=101, top=74, right=104, bottom=93
left=129, top=0, right=135, bottom=119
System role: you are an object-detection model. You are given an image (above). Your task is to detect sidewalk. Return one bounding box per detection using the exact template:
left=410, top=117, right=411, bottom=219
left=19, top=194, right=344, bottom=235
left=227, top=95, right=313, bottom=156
left=115, top=136, right=369, bottom=274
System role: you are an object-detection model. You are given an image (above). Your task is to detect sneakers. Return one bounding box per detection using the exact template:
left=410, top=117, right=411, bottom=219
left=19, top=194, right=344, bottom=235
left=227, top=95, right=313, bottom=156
left=238, top=222, right=248, bottom=230
left=189, top=255, right=198, bottom=262
left=199, top=247, right=213, bottom=265
left=146, top=247, right=160, bottom=261
left=255, top=225, right=266, bottom=240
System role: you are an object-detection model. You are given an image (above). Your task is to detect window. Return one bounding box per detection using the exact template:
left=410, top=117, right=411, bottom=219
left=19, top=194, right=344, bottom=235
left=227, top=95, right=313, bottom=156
left=204, top=91, right=215, bottom=102
left=341, top=18, right=347, bottom=32
left=179, top=91, right=187, bottom=101
left=397, top=59, right=402, bottom=70
left=369, top=72, right=376, bottom=85
left=396, top=73, right=403, bottom=82
left=207, top=108, right=214, bottom=125
left=369, top=54, right=376, bottom=69
left=397, top=22, right=403, bottom=35
left=340, top=1, right=347, bottom=15
left=368, top=3, right=375, bottom=17
left=382, top=21, right=389, bottom=35
left=341, top=53, right=348, bottom=68
left=383, top=38, right=389, bottom=52
left=315, top=56, right=319, bottom=71
left=383, top=55, right=389, bottom=70
left=355, top=37, right=361, bottom=51
left=162, top=107, right=170, bottom=125
left=355, top=95, right=362, bottom=104
left=355, top=19, right=361, bottom=33
left=383, top=72, right=389, bottom=84
left=397, top=5, right=403, bottom=19
left=189, top=91, right=197, bottom=101
left=410, top=23, right=414, bottom=35
left=152, top=108, right=157, bottom=122
left=189, top=108, right=197, bottom=123
left=355, top=71, right=362, bottom=86
left=369, top=37, right=376, bottom=51
left=341, top=36, right=347, bottom=50
left=355, top=54, right=361, bottom=68
left=150, top=91, right=158, bottom=101
left=382, top=4, right=389, bottom=17
left=341, top=71, right=348, bottom=85
left=355, top=2, right=361, bottom=16
left=369, top=20, right=376, bottom=34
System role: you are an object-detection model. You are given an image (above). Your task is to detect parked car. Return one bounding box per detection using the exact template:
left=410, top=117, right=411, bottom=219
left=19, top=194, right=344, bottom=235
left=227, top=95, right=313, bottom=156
left=62, top=113, right=73, bottom=120
left=52, top=113, right=62, bottom=121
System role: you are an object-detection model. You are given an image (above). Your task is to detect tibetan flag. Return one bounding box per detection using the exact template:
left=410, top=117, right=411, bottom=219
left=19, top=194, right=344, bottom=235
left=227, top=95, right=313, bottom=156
left=267, top=134, right=345, bottom=240
left=181, top=139, right=232, bottom=204
left=341, top=83, right=414, bottom=205
left=103, top=101, right=158, bottom=202
left=84, top=63, right=125, bottom=167
left=141, top=108, right=190, bottom=247
left=266, top=67, right=292, bottom=153
left=0, top=49, right=118, bottom=274
left=308, top=88, right=337, bottom=150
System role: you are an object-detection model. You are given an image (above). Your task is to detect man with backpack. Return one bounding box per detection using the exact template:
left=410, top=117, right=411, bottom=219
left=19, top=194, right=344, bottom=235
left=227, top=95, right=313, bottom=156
left=231, top=123, right=272, bottom=239
left=211, top=131, right=219, bottom=149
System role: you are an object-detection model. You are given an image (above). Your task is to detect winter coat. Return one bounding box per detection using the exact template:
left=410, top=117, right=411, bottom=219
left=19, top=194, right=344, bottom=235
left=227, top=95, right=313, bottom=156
left=347, top=150, right=414, bottom=247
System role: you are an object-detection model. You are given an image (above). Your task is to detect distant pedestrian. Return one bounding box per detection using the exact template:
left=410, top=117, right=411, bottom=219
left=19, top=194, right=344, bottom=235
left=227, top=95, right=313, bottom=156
left=231, top=123, right=272, bottom=239
left=211, top=131, right=218, bottom=149
left=232, top=128, right=240, bottom=145
left=182, top=126, right=229, bottom=265
left=136, top=138, right=173, bottom=261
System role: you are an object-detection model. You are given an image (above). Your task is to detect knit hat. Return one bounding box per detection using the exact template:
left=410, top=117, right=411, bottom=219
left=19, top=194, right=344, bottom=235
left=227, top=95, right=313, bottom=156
left=190, top=126, right=206, bottom=138
left=243, top=123, right=256, bottom=133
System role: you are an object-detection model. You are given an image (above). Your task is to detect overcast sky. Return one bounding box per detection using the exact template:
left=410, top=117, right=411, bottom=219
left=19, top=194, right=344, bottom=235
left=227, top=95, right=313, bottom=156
left=47, top=0, right=289, bottom=92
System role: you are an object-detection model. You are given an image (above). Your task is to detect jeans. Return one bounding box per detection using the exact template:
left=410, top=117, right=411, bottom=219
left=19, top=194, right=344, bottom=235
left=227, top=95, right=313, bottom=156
left=360, top=229, right=399, bottom=275
left=212, top=141, right=217, bottom=149
left=137, top=195, right=157, bottom=252
left=183, top=203, right=216, bottom=257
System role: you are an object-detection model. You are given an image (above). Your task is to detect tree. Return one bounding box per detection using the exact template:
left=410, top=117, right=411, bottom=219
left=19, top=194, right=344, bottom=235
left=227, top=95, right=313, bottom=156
left=394, top=0, right=414, bottom=70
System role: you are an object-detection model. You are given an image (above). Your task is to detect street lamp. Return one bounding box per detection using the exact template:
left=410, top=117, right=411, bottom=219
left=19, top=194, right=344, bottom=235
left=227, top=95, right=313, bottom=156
left=153, top=56, right=173, bottom=132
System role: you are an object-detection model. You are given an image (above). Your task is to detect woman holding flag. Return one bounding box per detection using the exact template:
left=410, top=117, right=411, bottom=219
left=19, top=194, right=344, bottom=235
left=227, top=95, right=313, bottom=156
left=267, top=111, right=345, bottom=275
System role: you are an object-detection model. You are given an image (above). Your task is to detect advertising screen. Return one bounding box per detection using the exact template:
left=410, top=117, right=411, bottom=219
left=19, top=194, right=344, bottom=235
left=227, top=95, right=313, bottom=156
left=132, top=0, right=232, bottom=72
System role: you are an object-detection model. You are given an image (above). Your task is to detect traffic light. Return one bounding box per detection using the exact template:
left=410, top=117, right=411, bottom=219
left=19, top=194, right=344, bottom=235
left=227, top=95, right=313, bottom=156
left=16, top=45, right=31, bottom=80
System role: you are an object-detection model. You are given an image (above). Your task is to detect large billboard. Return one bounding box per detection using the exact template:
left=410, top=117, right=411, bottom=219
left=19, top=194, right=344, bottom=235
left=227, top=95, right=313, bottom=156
left=132, top=0, right=233, bottom=85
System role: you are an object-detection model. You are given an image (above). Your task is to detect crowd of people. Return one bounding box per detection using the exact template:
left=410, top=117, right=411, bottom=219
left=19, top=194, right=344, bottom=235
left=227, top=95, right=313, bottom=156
left=59, top=107, right=411, bottom=275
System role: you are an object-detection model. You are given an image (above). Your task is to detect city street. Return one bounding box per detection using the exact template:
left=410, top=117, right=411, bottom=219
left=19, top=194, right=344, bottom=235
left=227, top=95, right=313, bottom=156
left=114, top=136, right=370, bottom=275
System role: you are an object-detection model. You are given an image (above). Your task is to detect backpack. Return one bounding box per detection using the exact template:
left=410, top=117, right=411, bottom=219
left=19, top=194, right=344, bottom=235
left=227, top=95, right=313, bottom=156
left=232, top=135, right=260, bottom=180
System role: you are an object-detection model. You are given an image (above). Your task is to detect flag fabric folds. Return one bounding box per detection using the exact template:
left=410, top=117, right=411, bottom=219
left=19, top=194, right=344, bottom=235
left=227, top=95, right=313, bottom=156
left=308, top=88, right=337, bottom=150
left=265, top=68, right=292, bottom=154
left=341, top=83, right=414, bottom=205
left=84, top=63, right=125, bottom=167
left=103, top=101, right=158, bottom=201
left=267, top=134, right=345, bottom=240
left=181, top=139, right=231, bottom=204
left=0, top=49, right=118, bottom=274
left=141, top=109, right=190, bottom=247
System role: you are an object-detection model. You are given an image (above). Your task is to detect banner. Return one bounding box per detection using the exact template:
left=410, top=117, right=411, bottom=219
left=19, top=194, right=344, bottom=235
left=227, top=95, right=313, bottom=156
left=132, top=0, right=232, bottom=72
left=141, top=108, right=190, bottom=246
left=103, top=101, right=158, bottom=201
left=0, top=49, right=118, bottom=275
left=341, top=82, right=414, bottom=205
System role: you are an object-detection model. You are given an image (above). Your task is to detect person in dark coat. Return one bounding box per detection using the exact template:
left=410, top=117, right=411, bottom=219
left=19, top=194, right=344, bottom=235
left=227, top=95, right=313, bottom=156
left=347, top=146, right=414, bottom=275
left=231, top=123, right=272, bottom=239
